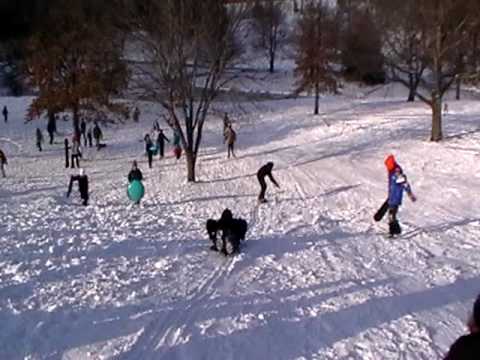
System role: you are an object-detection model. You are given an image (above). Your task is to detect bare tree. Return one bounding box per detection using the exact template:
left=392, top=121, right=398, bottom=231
left=374, top=0, right=428, bottom=102
left=127, top=0, right=249, bottom=182
left=416, top=0, right=479, bottom=141
left=26, top=1, right=128, bottom=134
left=294, top=1, right=338, bottom=115
left=252, top=0, right=287, bottom=73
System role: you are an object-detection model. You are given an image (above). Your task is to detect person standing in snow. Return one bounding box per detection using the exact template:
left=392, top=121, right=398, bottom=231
left=156, top=129, right=170, bottom=159
left=47, top=116, right=56, bottom=145
left=86, top=126, right=93, bottom=148
left=223, top=112, right=230, bottom=137
left=444, top=294, right=480, bottom=359
left=2, top=106, right=8, bottom=123
left=64, top=138, right=70, bottom=168
left=66, top=168, right=89, bottom=206
left=93, top=122, right=103, bottom=150
left=0, top=149, right=7, bottom=178
left=224, top=123, right=237, bottom=159
left=375, top=154, right=404, bottom=222
left=36, top=128, right=44, bottom=152
left=133, top=106, right=140, bottom=123
left=144, top=133, right=154, bottom=168
left=80, top=118, right=87, bottom=146
left=257, top=162, right=280, bottom=203
left=385, top=156, right=416, bottom=237
left=70, top=134, right=81, bottom=169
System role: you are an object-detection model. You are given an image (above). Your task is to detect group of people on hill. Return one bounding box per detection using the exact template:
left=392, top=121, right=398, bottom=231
left=144, top=121, right=172, bottom=168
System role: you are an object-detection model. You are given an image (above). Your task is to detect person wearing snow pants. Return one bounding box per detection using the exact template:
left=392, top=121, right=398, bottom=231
left=144, top=134, right=154, bottom=168
left=157, top=129, right=169, bottom=158
left=64, top=138, right=70, bottom=168
left=67, top=169, right=89, bottom=206
left=387, top=166, right=416, bottom=236
left=256, top=162, right=279, bottom=203
left=71, top=137, right=81, bottom=169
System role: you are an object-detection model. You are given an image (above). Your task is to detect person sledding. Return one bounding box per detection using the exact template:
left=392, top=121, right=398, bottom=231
left=257, top=162, right=280, bottom=204
left=206, top=208, right=248, bottom=255
left=384, top=155, right=416, bottom=237
left=127, top=160, right=144, bottom=205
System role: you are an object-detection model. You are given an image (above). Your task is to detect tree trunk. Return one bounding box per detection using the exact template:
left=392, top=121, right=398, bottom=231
left=407, top=74, right=415, bottom=102
left=430, top=96, right=443, bottom=141
left=72, top=105, right=80, bottom=137
left=186, top=149, right=196, bottom=182
left=314, top=82, right=320, bottom=115
left=455, top=76, right=461, bottom=100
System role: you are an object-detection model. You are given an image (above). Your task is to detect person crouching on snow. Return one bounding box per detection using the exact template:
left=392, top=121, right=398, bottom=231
left=387, top=164, right=416, bottom=237
left=66, top=168, right=89, bottom=206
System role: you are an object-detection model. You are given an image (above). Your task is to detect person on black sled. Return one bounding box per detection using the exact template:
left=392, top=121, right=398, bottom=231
left=444, top=293, right=480, bottom=359
left=67, top=168, right=89, bottom=206
left=257, top=162, right=280, bottom=204
left=386, top=160, right=416, bottom=237
left=206, top=209, right=248, bottom=255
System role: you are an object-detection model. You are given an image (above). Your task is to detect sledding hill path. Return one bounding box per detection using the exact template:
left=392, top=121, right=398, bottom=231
left=1, top=96, right=480, bottom=359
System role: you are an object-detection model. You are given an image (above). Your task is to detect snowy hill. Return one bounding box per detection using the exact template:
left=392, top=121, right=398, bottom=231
left=0, top=92, right=479, bottom=359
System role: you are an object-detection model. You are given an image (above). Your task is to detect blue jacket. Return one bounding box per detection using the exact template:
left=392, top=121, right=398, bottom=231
left=388, top=172, right=411, bottom=207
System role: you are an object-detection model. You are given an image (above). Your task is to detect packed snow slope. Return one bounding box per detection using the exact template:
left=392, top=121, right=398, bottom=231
left=1, top=92, right=480, bottom=360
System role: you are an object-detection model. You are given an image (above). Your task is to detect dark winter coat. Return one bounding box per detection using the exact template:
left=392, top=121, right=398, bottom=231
left=36, top=129, right=43, bottom=144
left=388, top=172, right=412, bottom=207
left=67, top=175, right=89, bottom=200
left=2, top=106, right=7, bottom=116
left=128, top=169, right=143, bottom=183
left=144, top=135, right=153, bottom=152
left=445, top=333, right=480, bottom=360
left=80, top=120, right=87, bottom=134
left=257, top=162, right=279, bottom=186
left=0, top=150, right=7, bottom=164
left=93, top=125, right=103, bottom=140
left=157, top=131, right=170, bottom=147
left=47, top=119, right=56, bottom=134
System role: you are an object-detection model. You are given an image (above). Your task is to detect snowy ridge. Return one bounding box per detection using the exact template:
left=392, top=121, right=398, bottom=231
left=0, top=93, right=480, bottom=359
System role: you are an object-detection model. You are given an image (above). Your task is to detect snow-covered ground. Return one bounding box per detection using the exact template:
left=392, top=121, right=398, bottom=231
left=1, top=90, right=480, bottom=359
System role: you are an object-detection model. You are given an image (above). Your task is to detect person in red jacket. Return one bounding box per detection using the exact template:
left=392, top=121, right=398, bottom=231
left=445, top=294, right=480, bottom=359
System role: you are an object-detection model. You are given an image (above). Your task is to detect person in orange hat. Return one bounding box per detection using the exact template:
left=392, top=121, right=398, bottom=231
left=374, top=154, right=401, bottom=222
left=374, top=155, right=416, bottom=237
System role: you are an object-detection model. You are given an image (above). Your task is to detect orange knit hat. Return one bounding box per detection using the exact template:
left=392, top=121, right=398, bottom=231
left=384, top=154, right=396, bottom=172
